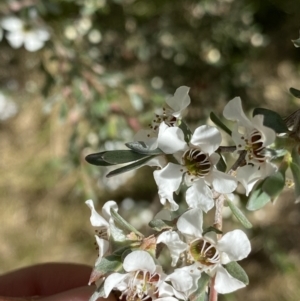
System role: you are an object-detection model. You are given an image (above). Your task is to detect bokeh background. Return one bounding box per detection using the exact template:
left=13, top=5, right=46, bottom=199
left=1, top=0, right=300, bottom=300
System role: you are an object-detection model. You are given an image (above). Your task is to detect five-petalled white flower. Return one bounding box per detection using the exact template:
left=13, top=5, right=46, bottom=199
left=1, top=15, right=50, bottom=52
left=153, top=123, right=237, bottom=211
left=104, top=250, right=178, bottom=301
left=223, top=97, right=277, bottom=194
left=158, top=208, right=251, bottom=294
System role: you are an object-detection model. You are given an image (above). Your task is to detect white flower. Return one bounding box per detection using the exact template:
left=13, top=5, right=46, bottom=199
left=0, top=92, right=18, bottom=120
left=223, top=97, right=277, bottom=194
left=104, top=250, right=177, bottom=301
left=153, top=123, right=237, bottom=211
left=133, top=86, right=190, bottom=150
left=1, top=16, right=50, bottom=51
left=86, top=199, right=126, bottom=265
left=158, top=208, right=251, bottom=294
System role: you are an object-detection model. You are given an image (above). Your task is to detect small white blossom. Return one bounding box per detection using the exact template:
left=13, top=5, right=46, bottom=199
left=223, top=97, right=277, bottom=194
left=104, top=250, right=178, bottom=301
left=153, top=123, right=237, bottom=211
left=158, top=208, right=251, bottom=294
left=134, top=86, right=190, bottom=150
left=86, top=199, right=126, bottom=265
left=1, top=15, right=50, bottom=51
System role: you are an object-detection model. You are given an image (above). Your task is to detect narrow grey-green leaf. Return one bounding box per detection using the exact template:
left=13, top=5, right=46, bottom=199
left=290, top=87, right=300, bottom=98
left=94, top=255, right=124, bottom=275
left=246, top=181, right=271, bottom=211
left=85, top=152, right=116, bottom=166
left=262, top=170, right=285, bottom=200
left=110, top=208, right=144, bottom=238
left=216, top=154, right=227, bottom=172
left=253, top=108, right=288, bottom=133
left=210, top=112, right=232, bottom=136
left=106, top=156, right=155, bottom=178
left=292, top=34, right=300, bottom=48
left=189, top=273, right=210, bottom=301
left=227, top=199, right=252, bottom=228
left=224, top=262, right=249, bottom=285
left=148, top=219, right=174, bottom=231
left=103, top=150, right=149, bottom=164
left=125, top=141, right=163, bottom=155
left=179, top=120, right=193, bottom=143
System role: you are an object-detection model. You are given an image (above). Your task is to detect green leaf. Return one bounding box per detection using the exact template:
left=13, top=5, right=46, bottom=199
left=178, top=120, right=193, bottom=143
left=210, top=112, right=232, bottom=136
left=224, top=262, right=249, bottom=285
left=261, top=170, right=286, bottom=200
left=290, top=87, right=300, bottom=98
left=290, top=152, right=300, bottom=203
left=103, top=150, right=150, bottom=164
left=94, top=254, right=124, bottom=275
left=85, top=151, right=116, bottom=166
left=148, top=219, right=174, bottom=231
left=125, top=141, right=163, bottom=155
left=189, top=273, right=210, bottom=301
left=227, top=199, right=252, bottom=229
left=110, top=208, right=144, bottom=238
left=253, top=108, right=288, bottom=134
left=246, top=181, right=271, bottom=211
left=106, top=156, right=155, bottom=178
left=216, top=154, right=227, bottom=172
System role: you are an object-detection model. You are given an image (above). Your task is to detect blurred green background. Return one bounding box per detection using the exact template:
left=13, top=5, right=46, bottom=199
left=1, top=0, right=300, bottom=300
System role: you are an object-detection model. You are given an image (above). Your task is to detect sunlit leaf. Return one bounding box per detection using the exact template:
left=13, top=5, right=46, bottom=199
left=210, top=112, right=232, bottom=136
left=246, top=181, right=271, bottom=211
left=106, top=156, right=155, bottom=178
left=225, top=261, right=249, bottom=285
left=125, top=141, right=163, bottom=155
left=227, top=199, right=252, bottom=228
left=94, top=254, right=124, bottom=275
left=148, top=219, right=174, bottom=231
left=262, top=170, right=286, bottom=201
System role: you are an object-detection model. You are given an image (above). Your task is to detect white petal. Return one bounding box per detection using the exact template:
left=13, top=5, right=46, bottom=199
left=166, top=86, right=190, bottom=117
left=252, top=114, right=276, bottom=147
left=123, top=250, right=156, bottom=273
left=102, top=200, right=118, bottom=220
left=85, top=199, right=109, bottom=227
left=223, top=97, right=252, bottom=129
left=185, top=180, right=214, bottom=212
left=207, top=170, right=237, bottom=194
left=177, top=208, right=203, bottom=238
left=157, top=122, right=187, bottom=154
left=1, top=16, right=23, bottom=31
left=218, top=230, right=251, bottom=262
left=94, top=235, right=110, bottom=265
left=144, top=155, right=168, bottom=168
left=166, top=270, right=193, bottom=293
left=214, top=265, right=246, bottom=294
left=190, top=125, right=221, bottom=155
left=5, top=31, right=24, bottom=48
left=35, top=28, right=50, bottom=41
left=24, top=34, right=44, bottom=51
left=104, top=273, right=128, bottom=297
left=157, top=231, right=188, bottom=266
left=153, top=163, right=183, bottom=211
